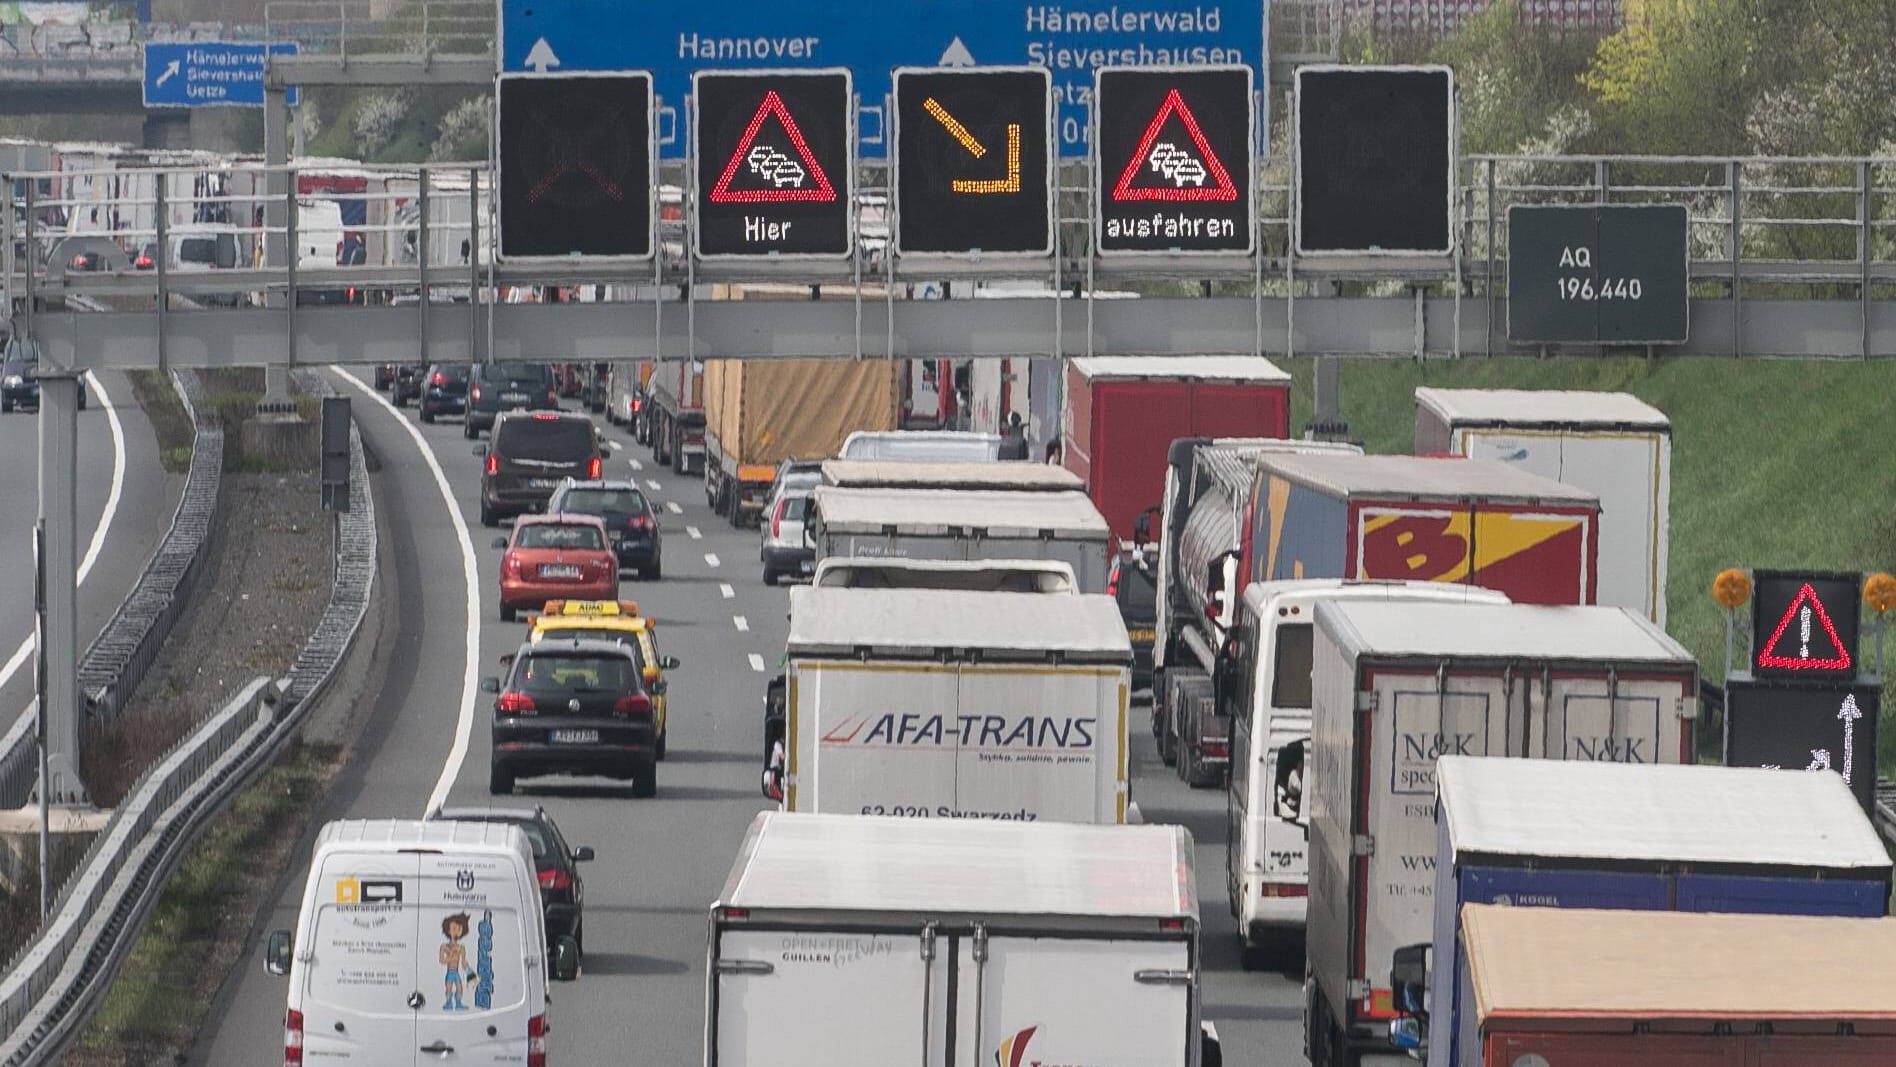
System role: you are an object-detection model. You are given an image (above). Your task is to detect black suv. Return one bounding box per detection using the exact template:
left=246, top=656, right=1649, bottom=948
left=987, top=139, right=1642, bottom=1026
left=484, top=638, right=658, bottom=797
left=474, top=411, right=609, bottom=527
left=547, top=478, right=662, bottom=578
left=390, top=363, right=426, bottom=407
left=465, top=361, right=559, bottom=438
left=418, top=363, right=470, bottom=423
left=1, top=338, right=88, bottom=414
left=426, top=804, right=594, bottom=974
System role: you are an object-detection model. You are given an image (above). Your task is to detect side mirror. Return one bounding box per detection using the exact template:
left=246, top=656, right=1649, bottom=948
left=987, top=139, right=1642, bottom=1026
left=660, top=655, right=681, bottom=669
left=1391, top=942, right=1431, bottom=1017
left=552, top=935, right=581, bottom=982
left=480, top=676, right=501, bottom=693
left=472, top=444, right=487, bottom=457
left=265, top=930, right=293, bottom=976
left=573, top=846, right=594, bottom=863
left=491, top=537, right=509, bottom=550
left=1132, top=504, right=1161, bottom=546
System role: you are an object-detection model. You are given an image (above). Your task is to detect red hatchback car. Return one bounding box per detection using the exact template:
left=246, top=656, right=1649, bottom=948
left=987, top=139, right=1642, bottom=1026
left=493, top=514, right=619, bottom=621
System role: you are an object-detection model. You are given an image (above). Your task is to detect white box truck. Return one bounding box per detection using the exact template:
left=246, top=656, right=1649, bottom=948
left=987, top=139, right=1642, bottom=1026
left=779, top=586, right=1133, bottom=824
left=1303, top=600, right=1699, bottom=1067
left=808, top=486, right=1114, bottom=592
left=704, top=811, right=1222, bottom=1067
left=1413, top=388, right=1671, bottom=625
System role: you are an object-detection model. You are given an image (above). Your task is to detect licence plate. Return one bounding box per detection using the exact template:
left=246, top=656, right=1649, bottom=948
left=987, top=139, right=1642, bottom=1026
left=1127, top=628, right=1155, bottom=643
left=540, top=564, right=582, bottom=578
left=502, top=391, right=529, bottom=402
left=528, top=478, right=558, bottom=489
left=550, top=729, right=599, bottom=744
left=608, top=531, right=624, bottom=543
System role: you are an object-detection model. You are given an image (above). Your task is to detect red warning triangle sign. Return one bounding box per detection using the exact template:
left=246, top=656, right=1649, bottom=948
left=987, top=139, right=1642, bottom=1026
left=709, top=90, right=837, bottom=204
left=1756, top=582, right=1853, bottom=671
left=1111, top=88, right=1238, bottom=203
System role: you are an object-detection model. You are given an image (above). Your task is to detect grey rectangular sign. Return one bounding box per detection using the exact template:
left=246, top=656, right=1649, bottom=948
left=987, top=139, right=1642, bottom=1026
left=1507, top=204, right=1689, bottom=345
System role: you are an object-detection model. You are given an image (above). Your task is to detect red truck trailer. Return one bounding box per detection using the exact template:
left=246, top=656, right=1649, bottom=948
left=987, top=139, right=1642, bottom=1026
left=1062, top=356, right=1290, bottom=544
left=1450, top=905, right=1896, bottom=1067
left=1243, top=453, right=1600, bottom=606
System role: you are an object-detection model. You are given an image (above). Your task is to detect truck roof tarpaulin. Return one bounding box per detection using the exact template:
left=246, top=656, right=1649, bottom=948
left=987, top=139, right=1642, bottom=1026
left=1315, top=600, right=1687, bottom=667
left=1066, top=355, right=1293, bottom=384
left=819, top=459, right=1084, bottom=492
left=811, top=487, right=1110, bottom=539
left=1413, top=388, right=1670, bottom=433
left=786, top=587, right=1130, bottom=663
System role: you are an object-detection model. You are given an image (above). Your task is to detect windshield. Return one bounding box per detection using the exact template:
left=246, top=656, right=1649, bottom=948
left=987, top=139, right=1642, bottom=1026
left=431, top=364, right=469, bottom=381
left=483, top=362, right=550, bottom=383
left=515, top=523, right=604, bottom=551
left=178, top=237, right=218, bottom=263
left=778, top=496, right=810, bottom=520
left=495, top=419, right=595, bottom=463
left=1271, top=623, right=1314, bottom=709
left=559, top=488, right=649, bottom=516
left=544, top=628, right=650, bottom=670
left=514, top=653, right=635, bottom=694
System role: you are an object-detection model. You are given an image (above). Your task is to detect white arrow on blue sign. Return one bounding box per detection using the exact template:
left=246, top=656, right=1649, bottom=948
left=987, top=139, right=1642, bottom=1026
left=143, top=41, right=300, bottom=109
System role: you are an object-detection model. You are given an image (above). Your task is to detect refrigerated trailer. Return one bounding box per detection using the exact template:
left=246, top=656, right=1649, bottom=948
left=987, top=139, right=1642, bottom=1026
left=1448, top=905, right=1896, bottom=1067
left=1420, top=757, right=1892, bottom=1067
left=705, top=812, right=1221, bottom=1067
left=1413, top=388, right=1672, bottom=624
left=780, top=587, right=1132, bottom=824
left=808, top=486, right=1114, bottom=592
left=1303, top=600, right=1699, bottom=1067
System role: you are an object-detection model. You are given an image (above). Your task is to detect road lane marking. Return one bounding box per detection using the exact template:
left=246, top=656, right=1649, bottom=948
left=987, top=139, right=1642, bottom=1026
left=719, top=583, right=735, bottom=599
left=704, top=553, right=721, bottom=567
left=334, top=367, right=480, bottom=818
left=646, top=478, right=662, bottom=491
left=665, top=501, right=682, bottom=515
left=748, top=654, right=766, bottom=673
left=628, top=457, right=643, bottom=471
left=0, top=371, right=127, bottom=697
left=686, top=525, right=702, bottom=540
left=734, top=615, right=750, bottom=632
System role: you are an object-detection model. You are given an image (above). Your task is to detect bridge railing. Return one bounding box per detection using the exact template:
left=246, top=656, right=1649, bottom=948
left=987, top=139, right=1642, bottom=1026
left=264, top=0, right=496, bottom=62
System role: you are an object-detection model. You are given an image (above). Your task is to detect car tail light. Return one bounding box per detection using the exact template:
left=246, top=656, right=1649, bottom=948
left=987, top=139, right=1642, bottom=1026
left=1203, top=742, right=1229, bottom=759
left=284, top=1009, right=304, bottom=1067
left=1107, top=557, right=1122, bottom=598
left=486, top=455, right=498, bottom=476
left=627, top=514, right=650, bottom=531
left=134, top=254, right=152, bottom=268
left=471, top=384, right=482, bottom=402
left=431, top=372, right=446, bottom=386
left=770, top=497, right=786, bottom=540
left=501, top=553, right=522, bottom=579
left=546, top=388, right=558, bottom=405
left=537, top=868, right=572, bottom=892
left=587, top=456, right=601, bottom=479
left=1261, top=883, right=1309, bottom=899
left=497, top=691, right=537, bottom=714
left=612, top=693, right=652, bottom=717
left=527, top=1013, right=547, bottom=1067
left=629, top=397, right=641, bottom=413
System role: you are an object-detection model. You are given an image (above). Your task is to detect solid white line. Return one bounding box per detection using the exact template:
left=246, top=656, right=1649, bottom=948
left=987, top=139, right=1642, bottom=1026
left=646, top=478, right=661, bottom=491
left=686, top=525, right=702, bottom=540
left=0, top=372, right=126, bottom=696
left=665, top=501, right=682, bottom=515
left=733, top=615, right=750, bottom=633
left=748, top=654, right=766, bottom=673
left=719, top=583, right=735, bottom=599
left=628, top=457, right=643, bottom=471
left=335, top=367, right=480, bottom=817
left=704, top=553, right=721, bottom=568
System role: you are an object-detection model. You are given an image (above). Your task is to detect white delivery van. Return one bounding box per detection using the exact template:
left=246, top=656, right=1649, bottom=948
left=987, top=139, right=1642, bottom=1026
left=705, top=811, right=1221, bottom=1067
left=780, top=586, right=1133, bottom=824
left=1412, top=388, right=1672, bottom=625
left=264, top=819, right=564, bottom=1065
left=808, top=486, right=1113, bottom=592
left=818, top=457, right=1084, bottom=492
left=810, top=556, right=1078, bottom=593
left=837, top=429, right=1002, bottom=462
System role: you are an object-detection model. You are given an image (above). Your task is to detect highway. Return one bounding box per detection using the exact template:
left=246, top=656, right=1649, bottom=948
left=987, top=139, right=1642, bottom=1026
left=0, top=373, right=179, bottom=737
left=194, top=375, right=1306, bottom=1065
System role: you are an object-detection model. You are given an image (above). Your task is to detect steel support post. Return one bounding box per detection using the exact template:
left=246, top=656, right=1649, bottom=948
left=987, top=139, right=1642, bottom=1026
left=261, top=85, right=294, bottom=411
left=35, top=374, right=86, bottom=806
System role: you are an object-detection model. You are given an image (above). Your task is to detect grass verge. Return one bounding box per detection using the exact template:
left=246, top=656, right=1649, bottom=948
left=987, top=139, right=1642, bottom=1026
left=124, top=370, right=194, bottom=476
left=66, top=741, right=343, bottom=1067
left=1272, top=355, right=1896, bottom=771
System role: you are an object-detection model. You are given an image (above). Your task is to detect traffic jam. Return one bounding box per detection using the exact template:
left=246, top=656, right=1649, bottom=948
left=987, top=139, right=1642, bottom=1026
left=274, top=352, right=1895, bottom=1067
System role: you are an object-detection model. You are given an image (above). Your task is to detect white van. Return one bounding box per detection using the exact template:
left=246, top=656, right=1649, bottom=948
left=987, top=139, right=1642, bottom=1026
left=265, top=819, right=569, bottom=1065
left=837, top=429, right=1002, bottom=462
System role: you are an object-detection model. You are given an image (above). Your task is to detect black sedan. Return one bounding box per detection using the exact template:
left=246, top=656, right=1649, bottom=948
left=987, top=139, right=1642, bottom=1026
left=1, top=338, right=87, bottom=414
left=418, top=363, right=470, bottom=423
left=547, top=478, right=663, bottom=579
left=426, top=803, right=594, bottom=974
left=484, top=637, right=658, bottom=797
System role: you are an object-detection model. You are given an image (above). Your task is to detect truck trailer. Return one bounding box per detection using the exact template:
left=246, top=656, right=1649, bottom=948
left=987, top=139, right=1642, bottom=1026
left=701, top=359, right=901, bottom=528
left=1417, top=757, right=1892, bottom=1067
left=1303, top=600, right=1699, bottom=1067
left=1447, top=905, right=1896, bottom=1067
left=778, top=586, right=1132, bottom=824
left=1245, top=453, right=1601, bottom=605
left=1413, top=387, right=1672, bottom=624
left=704, top=811, right=1222, bottom=1067
left=1063, top=356, right=1292, bottom=543
left=645, top=358, right=705, bottom=475
left=808, top=486, right=1114, bottom=592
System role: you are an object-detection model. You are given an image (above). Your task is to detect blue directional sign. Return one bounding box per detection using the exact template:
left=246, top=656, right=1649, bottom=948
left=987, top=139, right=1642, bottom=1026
left=143, top=41, right=300, bottom=109
left=499, top=0, right=1264, bottom=158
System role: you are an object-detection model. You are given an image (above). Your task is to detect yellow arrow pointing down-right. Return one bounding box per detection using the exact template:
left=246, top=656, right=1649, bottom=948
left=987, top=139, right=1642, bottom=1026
left=923, top=97, right=1022, bottom=195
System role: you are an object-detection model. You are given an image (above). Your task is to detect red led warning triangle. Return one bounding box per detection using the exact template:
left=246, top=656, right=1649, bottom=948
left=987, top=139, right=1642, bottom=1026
left=709, top=90, right=837, bottom=204
left=1111, top=89, right=1237, bottom=203
left=1756, top=582, right=1853, bottom=671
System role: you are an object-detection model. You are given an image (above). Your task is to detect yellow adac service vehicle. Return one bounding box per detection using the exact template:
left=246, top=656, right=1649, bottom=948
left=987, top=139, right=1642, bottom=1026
left=525, top=600, right=681, bottom=759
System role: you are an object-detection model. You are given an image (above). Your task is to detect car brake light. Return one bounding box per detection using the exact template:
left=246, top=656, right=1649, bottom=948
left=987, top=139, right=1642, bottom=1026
left=284, top=1008, right=304, bottom=1067
left=471, top=384, right=482, bottom=402
left=1107, top=557, right=1122, bottom=598
left=588, top=456, right=601, bottom=479
left=532, top=412, right=560, bottom=421
left=612, top=693, right=652, bottom=717
left=486, top=455, right=498, bottom=476
left=528, top=1013, right=547, bottom=1067
left=134, top=254, right=152, bottom=268
left=497, top=691, right=537, bottom=714
left=629, top=397, right=641, bottom=413
left=627, top=514, right=649, bottom=531
left=431, top=372, right=446, bottom=386
left=537, top=868, right=572, bottom=892
left=770, top=497, right=786, bottom=540
left=1203, top=742, right=1229, bottom=759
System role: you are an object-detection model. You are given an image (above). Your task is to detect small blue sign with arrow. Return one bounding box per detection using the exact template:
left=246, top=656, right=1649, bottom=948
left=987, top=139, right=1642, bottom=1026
left=143, top=41, right=299, bottom=109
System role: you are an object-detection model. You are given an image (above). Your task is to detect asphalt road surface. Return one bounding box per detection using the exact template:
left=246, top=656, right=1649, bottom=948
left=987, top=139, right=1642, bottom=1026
left=194, top=377, right=1307, bottom=1065
left=0, top=373, right=179, bottom=741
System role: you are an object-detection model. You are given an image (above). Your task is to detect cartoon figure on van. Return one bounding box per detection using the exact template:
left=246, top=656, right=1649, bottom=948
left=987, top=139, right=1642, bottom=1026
left=439, top=913, right=475, bottom=1010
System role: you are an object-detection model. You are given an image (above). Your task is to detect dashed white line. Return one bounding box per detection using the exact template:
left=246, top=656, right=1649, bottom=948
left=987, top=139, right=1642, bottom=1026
left=704, top=553, right=721, bottom=568
left=646, top=478, right=662, bottom=491
left=748, top=654, right=766, bottom=673
left=628, top=457, right=644, bottom=471
left=686, top=525, right=702, bottom=540
left=719, top=583, right=735, bottom=599
left=665, top=501, right=682, bottom=515
left=734, top=615, right=750, bottom=632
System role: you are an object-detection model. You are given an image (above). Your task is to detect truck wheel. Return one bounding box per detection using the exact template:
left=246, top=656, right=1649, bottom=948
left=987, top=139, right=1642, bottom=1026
left=729, top=495, right=749, bottom=528
left=631, top=752, right=657, bottom=798
left=1157, top=700, right=1179, bottom=766
left=671, top=434, right=688, bottom=475
left=1178, top=735, right=1196, bottom=782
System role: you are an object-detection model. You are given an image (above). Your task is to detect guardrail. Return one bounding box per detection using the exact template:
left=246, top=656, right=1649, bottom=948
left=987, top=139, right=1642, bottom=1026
left=0, top=393, right=375, bottom=1063
left=265, top=0, right=495, bottom=61
left=0, top=369, right=223, bottom=809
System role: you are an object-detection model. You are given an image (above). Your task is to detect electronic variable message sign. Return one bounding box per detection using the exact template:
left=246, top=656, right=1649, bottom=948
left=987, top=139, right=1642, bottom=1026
left=893, top=66, right=1053, bottom=257
left=1094, top=65, right=1254, bottom=255
left=1295, top=65, right=1453, bottom=256
left=694, top=70, right=852, bottom=258
left=497, top=71, right=654, bottom=261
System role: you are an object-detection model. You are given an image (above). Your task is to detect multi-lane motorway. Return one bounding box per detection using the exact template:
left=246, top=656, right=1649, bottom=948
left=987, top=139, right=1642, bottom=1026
left=0, top=373, right=179, bottom=742
left=193, top=371, right=1306, bottom=1065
